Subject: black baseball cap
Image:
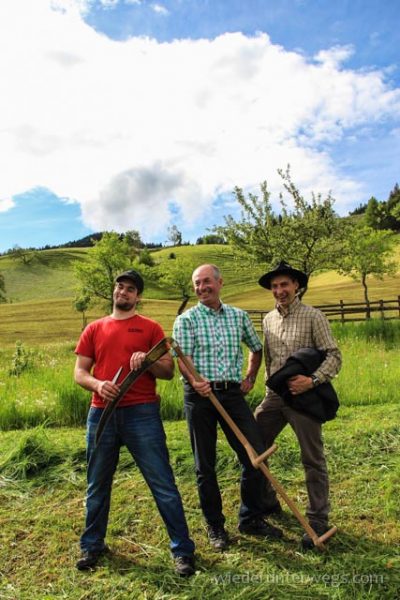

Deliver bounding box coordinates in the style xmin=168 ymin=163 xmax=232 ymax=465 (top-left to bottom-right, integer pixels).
xmin=115 ymin=270 xmax=144 ymax=294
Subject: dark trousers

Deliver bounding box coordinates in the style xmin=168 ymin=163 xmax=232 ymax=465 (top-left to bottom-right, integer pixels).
xmin=184 ymin=384 xmax=266 ymax=527
xmin=255 ymin=393 xmax=330 ymax=527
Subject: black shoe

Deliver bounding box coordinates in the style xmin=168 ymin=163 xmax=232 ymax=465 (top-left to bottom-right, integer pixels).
xmin=207 ymin=524 xmax=230 ymax=550
xmin=174 ymin=555 xmax=195 ymax=577
xmin=263 ymin=502 xmax=283 ymax=517
xmin=301 ymin=523 xmax=330 ymax=550
xmin=239 ymin=517 xmax=283 ymax=539
xmin=76 ymin=550 xmax=103 ymax=571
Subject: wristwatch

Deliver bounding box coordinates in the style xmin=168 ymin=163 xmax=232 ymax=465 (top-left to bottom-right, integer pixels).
xmin=246 ymin=374 xmax=256 ymax=383
xmin=311 ymin=374 xmax=320 ymax=387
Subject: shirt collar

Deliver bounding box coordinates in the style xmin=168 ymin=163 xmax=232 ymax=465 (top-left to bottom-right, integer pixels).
xmin=276 ymin=295 xmax=301 ymax=316
xmin=197 ymin=301 xmax=225 ymax=315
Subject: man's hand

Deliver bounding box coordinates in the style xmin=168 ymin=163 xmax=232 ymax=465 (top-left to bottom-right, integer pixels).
xmin=130 ymin=351 xmax=147 ymax=371
xmin=287 ymin=375 xmax=313 ymax=395
xmin=240 ymin=376 xmax=255 ymax=395
xmin=96 ymin=380 xmax=120 ymax=403
xmin=191 ymin=379 xmax=212 ymax=397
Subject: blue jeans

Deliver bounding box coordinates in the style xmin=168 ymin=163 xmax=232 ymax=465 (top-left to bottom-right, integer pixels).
xmin=184 ymin=385 xmax=266 ymax=527
xmin=81 ymin=403 xmax=195 ymax=558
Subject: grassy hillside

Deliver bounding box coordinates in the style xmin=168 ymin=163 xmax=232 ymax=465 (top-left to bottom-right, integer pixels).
xmin=1 ymin=242 xmax=400 ymax=347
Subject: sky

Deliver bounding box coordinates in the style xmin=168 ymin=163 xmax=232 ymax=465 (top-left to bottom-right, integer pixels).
xmin=0 ymin=0 xmax=399 ymax=251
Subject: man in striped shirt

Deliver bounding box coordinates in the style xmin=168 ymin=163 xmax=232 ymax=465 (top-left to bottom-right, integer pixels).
xmin=173 ymin=264 xmax=282 ymax=551
xmin=254 ymin=261 xmax=342 ymax=549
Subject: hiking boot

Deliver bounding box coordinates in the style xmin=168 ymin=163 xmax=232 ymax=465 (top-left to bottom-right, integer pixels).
xmin=263 ymin=501 xmax=283 ymax=518
xmin=76 ymin=550 xmax=102 ymax=571
xmin=207 ymin=524 xmax=230 ymax=550
xmin=174 ymin=555 xmax=195 ymax=577
xmin=301 ymin=523 xmax=330 ymax=551
xmin=238 ymin=517 xmax=283 ymax=539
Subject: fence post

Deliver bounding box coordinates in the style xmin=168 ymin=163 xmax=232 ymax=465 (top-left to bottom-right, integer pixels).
xmin=340 ymin=299 xmax=345 ymax=324
xmin=379 ymin=299 xmax=384 ymax=319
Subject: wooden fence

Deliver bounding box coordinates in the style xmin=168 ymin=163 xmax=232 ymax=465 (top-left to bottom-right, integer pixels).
xmin=247 ymin=297 xmax=400 ymax=331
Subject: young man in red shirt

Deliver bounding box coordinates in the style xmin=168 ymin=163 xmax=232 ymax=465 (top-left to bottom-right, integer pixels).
xmin=74 ymin=270 xmax=195 ymax=575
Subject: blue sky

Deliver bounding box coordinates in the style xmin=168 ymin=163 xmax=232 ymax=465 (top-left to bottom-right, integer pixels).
xmin=0 ymin=0 xmax=399 ymax=251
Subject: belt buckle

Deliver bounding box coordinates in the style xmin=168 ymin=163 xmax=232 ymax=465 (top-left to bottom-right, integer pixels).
xmin=213 ymin=381 xmax=227 ymax=391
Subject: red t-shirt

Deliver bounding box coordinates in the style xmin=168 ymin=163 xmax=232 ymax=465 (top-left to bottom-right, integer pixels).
xmin=75 ymin=314 xmax=165 ymax=408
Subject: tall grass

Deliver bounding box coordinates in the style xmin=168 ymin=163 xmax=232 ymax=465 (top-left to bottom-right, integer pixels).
xmin=1 ymin=320 xmax=400 ymax=430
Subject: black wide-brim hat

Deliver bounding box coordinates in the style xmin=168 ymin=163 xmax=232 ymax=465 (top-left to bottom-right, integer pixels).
xmin=258 ymin=261 xmax=308 ymax=290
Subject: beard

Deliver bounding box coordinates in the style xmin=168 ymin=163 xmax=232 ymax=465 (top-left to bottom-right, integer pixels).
xmin=114 ymin=298 xmax=136 ymax=311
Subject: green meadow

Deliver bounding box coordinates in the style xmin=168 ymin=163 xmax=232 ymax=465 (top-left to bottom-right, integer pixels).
xmin=0 ymin=244 xmax=400 ymax=599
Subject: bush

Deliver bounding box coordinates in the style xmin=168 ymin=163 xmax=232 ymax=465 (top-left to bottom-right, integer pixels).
xmin=9 ymin=341 xmax=35 ymax=376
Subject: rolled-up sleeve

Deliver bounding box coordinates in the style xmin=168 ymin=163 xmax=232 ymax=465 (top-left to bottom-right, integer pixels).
xmin=242 ymin=313 xmax=263 ymax=353
xmin=173 ymin=314 xmax=194 ymax=356
xmin=312 ymin=312 xmax=342 ymax=382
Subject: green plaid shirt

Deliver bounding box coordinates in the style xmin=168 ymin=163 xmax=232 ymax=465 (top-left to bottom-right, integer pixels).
xmin=173 ymin=302 xmax=262 ymax=381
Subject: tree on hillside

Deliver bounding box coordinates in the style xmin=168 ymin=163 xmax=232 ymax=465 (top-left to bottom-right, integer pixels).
xmin=364 ymin=187 xmax=400 ymax=231
xmin=214 ymin=167 xmax=345 ymax=295
xmin=167 ymin=225 xmax=182 ymax=246
xmin=137 ymin=248 xmax=155 ymax=267
xmin=124 ymin=229 xmax=144 ymax=262
xmin=74 ymin=295 xmax=90 ymax=330
xmin=10 ymin=245 xmax=38 ymax=265
xmin=196 ymin=234 xmax=226 ymax=245
xmin=74 ymin=232 xmax=132 ymax=312
xmin=387 ymin=183 xmax=400 ymax=230
xmin=158 ymin=257 xmax=195 ymax=314
xmin=0 ymin=271 xmax=6 ymax=303
xmin=337 ymin=225 xmax=397 ymax=315
xmin=214 ymin=181 xmax=277 ymax=266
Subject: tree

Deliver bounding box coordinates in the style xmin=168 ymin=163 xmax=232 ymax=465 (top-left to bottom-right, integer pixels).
xmin=0 ymin=271 xmax=6 ymax=303
xmin=74 ymin=232 xmax=132 ymax=312
xmin=387 ymin=183 xmax=400 ymax=230
xmin=214 ymin=181 xmax=277 ymax=266
xmin=364 ymin=187 xmax=400 ymax=231
xmin=10 ymin=245 xmax=38 ymax=265
xmin=137 ymin=248 xmax=155 ymax=267
xmin=74 ymin=295 xmax=91 ymax=330
xmin=214 ymin=167 xmax=345 ymax=294
xmin=337 ymin=225 xmax=397 ymax=314
xmin=124 ymin=230 xmax=144 ymax=262
xmin=167 ymin=225 xmax=182 ymax=246
xmin=158 ymin=257 xmax=195 ymax=314
xmin=196 ymin=234 xmax=226 ymax=245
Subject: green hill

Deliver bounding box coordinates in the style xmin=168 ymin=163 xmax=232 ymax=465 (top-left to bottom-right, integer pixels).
xmin=1 ymin=242 xmax=400 ymax=346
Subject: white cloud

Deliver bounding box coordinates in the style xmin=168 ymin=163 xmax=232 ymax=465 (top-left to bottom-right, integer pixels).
xmin=151 ymin=3 xmax=169 ymax=15
xmin=0 ymin=0 xmax=399 ymax=237
xmin=0 ymin=198 xmax=15 ymax=213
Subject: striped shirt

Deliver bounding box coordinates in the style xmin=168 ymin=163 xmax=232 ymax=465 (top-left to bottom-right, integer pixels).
xmin=264 ymin=297 xmax=341 ymax=385
xmin=173 ymin=302 xmax=262 ymax=382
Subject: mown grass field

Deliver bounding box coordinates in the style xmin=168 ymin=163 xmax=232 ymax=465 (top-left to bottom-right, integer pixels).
xmin=0 ymin=404 xmax=399 ymax=599
xmin=0 ymin=244 xmax=400 ymax=598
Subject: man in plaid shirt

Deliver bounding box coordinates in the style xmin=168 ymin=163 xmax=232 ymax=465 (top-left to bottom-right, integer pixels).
xmin=255 ymin=261 xmax=342 ymax=549
xmin=173 ymin=264 xmax=283 ymax=551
